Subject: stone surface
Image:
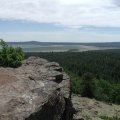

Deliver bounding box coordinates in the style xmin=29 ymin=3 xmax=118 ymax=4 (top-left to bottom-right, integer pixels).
xmin=0 ymin=57 xmax=73 ymax=120
xmin=72 ymin=94 xmax=120 ymax=120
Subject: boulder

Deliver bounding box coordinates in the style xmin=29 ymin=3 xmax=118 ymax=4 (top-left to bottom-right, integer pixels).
xmin=0 ymin=57 xmax=73 ymax=120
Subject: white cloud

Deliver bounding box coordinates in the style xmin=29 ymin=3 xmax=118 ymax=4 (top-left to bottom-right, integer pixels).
xmin=0 ymin=0 xmax=120 ymax=28
xmin=60 ymin=0 xmax=110 ymax=6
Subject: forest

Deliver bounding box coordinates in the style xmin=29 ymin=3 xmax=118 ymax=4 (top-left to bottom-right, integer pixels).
xmin=25 ymin=49 xmax=120 ymax=104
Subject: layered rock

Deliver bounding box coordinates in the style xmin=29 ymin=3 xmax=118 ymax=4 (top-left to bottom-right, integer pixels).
xmin=0 ymin=57 xmax=73 ymax=120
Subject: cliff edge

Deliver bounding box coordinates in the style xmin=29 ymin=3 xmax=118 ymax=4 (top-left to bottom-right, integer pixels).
xmin=0 ymin=57 xmax=73 ymax=120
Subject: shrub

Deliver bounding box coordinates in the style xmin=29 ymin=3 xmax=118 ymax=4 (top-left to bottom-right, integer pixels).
xmin=0 ymin=39 xmax=24 ymax=68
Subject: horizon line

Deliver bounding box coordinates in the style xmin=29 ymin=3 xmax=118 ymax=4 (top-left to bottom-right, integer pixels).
xmin=6 ymin=41 xmax=120 ymax=43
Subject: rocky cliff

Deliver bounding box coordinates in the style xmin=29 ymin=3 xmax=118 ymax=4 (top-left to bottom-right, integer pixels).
xmin=0 ymin=57 xmax=73 ymax=120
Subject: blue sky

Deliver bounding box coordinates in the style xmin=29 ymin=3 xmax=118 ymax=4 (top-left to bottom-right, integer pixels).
xmin=0 ymin=20 xmax=67 ymax=32
xmin=0 ymin=0 xmax=120 ymax=42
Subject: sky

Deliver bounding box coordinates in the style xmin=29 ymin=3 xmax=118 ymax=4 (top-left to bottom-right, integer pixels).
xmin=0 ymin=0 xmax=120 ymax=42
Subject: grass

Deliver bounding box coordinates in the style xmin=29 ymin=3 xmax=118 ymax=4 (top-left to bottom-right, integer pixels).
xmin=100 ymin=116 xmax=120 ymax=120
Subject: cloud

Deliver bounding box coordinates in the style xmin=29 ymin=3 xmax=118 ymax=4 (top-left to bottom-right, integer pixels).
xmin=113 ymin=0 xmax=120 ymax=7
xmin=0 ymin=0 xmax=120 ymax=28
xmin=0 ymin=0 xmax=60 ymax=22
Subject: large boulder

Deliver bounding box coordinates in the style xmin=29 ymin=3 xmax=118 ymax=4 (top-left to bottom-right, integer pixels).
xmin=0 ymin=57 xmax=73 ymax=120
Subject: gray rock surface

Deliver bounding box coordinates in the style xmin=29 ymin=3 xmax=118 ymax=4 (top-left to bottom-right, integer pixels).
xmin=0 ymin=57 xmax=73 ymax=120
xmin=72 ymin=94 xmax=120 ymax=120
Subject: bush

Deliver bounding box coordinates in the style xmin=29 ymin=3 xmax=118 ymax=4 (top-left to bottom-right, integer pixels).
xmin=110 ymin=85 xmax=120 ymax=104
xmin=0 ymin=39 xmax=24 ymax=68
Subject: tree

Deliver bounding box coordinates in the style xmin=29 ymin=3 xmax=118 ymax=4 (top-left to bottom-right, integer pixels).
xmin=80 ymin=72 xmax=95 ymax=98
xmin=0 ymin=39 xmax=8 ymax=48
xmin=0 ymin=39 xmax=24 ymax=67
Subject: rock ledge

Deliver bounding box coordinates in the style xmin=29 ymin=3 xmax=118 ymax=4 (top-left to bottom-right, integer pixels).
xmin=0 ymin=57 xmax=73 ymax=120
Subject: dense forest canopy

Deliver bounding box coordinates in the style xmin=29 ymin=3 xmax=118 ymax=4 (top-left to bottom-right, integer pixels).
xmin=25 ymin=50 xmax=120 ymax=104
xmin=25 ymin=50 xmax=120 ymax=83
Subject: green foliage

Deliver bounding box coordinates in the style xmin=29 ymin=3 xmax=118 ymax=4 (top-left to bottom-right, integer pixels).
xmin=100 ymin=116 xmax=120 ymax=120
xmin=0 ymin=39 xmax=24 ymax=68
xmin=110 ymin=85 xmax=120 ymax=104
xmin=80 ymin=72 xmax=95 ymax=98
xmin=67 ymin=71 xmax=81 ymax=94
xmin=94 ymin=79 xmax=111 ymax=102
xmin=0 ymin=39 xmax=8 ymax=48
xmin=25 ymin=51 xmax=120 ymax=104
xmin=25 ymin=51 xmax=120 ymax=83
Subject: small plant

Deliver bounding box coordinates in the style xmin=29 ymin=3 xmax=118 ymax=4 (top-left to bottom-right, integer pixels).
xmin=0 ymin=39 xmax=24 ymax=68
xmin=100 ymin=116 xmax=120 ymax=120
xmin=100 ymin=110 xmax=120 ymax=120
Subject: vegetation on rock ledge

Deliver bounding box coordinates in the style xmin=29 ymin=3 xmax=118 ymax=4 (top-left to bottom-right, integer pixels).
xmin=0 ymin=39 xmax=24 ymax=68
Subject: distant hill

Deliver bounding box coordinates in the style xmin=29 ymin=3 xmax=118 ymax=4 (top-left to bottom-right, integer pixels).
xmin=7 ymin=41 xmax=120 ymax=48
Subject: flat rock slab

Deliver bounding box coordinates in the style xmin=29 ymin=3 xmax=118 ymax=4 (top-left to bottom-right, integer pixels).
xmin=72 ymin=94 xmax=120 ymax=120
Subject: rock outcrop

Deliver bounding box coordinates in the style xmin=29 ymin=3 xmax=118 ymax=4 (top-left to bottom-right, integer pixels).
xmin=0 ymin=57 xmax=73 ymax=120
xmin=72 ymin=94 xmax=120 ymax=120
